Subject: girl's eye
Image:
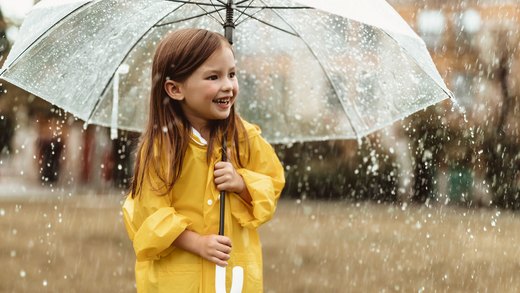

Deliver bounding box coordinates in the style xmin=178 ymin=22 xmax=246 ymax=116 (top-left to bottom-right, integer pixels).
xmin=208 ymin=75 xmax=218 ymax=80
xmin=229 ymin=72 xmax=236 ymax=78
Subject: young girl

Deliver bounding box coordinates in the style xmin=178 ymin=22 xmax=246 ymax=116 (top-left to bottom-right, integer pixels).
xmin=122 ymin=28 xmax=285 ymax=293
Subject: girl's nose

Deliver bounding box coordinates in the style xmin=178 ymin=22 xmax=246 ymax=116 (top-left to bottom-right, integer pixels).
xmin=221 ymin=80 xmax=234 ymax=93
xmin=222 ymin=85 xmax=233 ymax=93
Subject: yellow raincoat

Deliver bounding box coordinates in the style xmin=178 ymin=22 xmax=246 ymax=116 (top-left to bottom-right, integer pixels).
xmin=123 ymin=120 xmax=285 ymax=293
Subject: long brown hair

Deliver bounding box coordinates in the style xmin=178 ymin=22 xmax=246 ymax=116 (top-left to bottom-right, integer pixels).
xmin=131 ymin=28 xmax=248 ymax=198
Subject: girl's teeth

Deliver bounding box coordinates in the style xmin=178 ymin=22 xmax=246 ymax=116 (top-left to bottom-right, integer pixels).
xmin=213 ymin=99 xmax=229 ymax=105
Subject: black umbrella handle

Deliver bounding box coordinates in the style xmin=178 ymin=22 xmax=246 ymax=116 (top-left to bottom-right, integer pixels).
xmin=218 ymin=133 xmax=227 ymax=236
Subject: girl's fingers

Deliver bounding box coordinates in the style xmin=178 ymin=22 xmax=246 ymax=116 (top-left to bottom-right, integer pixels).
xmin=215 ymin=162 xmax=237 ymax=178
xmin=217 ymin=236 xmax=232 ymax=247
xmin=214 ymin=161 xmax=232 ymax=171
xmin=205 ymin=236 xmax=232 ymax=266
xmin=212 ymin=250 xmax=231 ymax=261
xmin=214 ymin=176 xmax=224 ymax=184
xmin=211 ymin=257 xmax=228 ymax=267
xmin=215 ymin=183 xmax=226 ymax=191
xmin=214 ymin=162 xmax=225 ymax=170
xmin=213 ymin=168 xmax=224 ymax=177
xmin=214 ymin=173 xmax=231 ymax=183
xmin=216 ymin=243 xmax=232 ymax=254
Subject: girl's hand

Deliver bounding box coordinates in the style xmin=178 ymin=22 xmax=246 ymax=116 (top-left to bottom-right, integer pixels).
xmin=196 ymin=234 xmax=232 ymax=267
xmin=214 ymin=149 xmax=246 ymax=194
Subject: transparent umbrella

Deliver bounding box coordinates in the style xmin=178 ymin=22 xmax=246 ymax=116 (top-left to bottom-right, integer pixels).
xmin=0 ymin=0 xmax=452 ymax=144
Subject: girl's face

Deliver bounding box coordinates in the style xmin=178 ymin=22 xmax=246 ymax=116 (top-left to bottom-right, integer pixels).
xmin=166 ymin=43 xmax=238 ymax=130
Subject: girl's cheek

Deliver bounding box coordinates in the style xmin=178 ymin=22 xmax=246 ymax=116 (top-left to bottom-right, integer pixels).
xmin=209 ymin=85 xmax=220 ymax=95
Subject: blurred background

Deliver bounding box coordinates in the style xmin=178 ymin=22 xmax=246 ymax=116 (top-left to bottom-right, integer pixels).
xmin=1 ymin=0 xmax=520 ymax=292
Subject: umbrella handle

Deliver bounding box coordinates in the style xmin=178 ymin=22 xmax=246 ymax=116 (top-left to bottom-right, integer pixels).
xmin=219 ymin=133 xmax=227 ymax=237
xmin=215 ymin=265 xmax=244 ymax=293
xmin=215 ymin=132 xmax=243 ymax=293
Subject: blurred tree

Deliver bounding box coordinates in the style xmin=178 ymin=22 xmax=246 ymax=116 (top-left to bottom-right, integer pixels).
xmin=475 ymin=20 xmax=520 ymax=209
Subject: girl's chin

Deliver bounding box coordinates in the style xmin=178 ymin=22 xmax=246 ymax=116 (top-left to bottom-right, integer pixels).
xmin=207 ymin=109 xmax=231 ymax=121
xmin=214 ymin=113 xmax=231 ymax=120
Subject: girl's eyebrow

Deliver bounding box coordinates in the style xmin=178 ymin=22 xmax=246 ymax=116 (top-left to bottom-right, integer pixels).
xmin=202 ymin=66 xmax=236 ymax=75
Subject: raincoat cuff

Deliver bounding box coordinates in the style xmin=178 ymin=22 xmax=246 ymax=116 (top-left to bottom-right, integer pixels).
xmin=232 ymin=168 xmax=281 ymax=229
xmin=133 ymin=207 xmax=193 ymax=262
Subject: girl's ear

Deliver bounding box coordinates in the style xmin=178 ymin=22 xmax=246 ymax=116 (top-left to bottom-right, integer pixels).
xmin=164 ymin=80 xmax=184 ymax=101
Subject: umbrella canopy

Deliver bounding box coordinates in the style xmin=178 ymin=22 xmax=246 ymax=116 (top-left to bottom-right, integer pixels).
xmin=0 ymin=0 xmax=452 ymax=143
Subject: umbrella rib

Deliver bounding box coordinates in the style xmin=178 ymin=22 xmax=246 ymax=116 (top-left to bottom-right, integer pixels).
xmin=88 ymin=3 xmax=188 ymax=125
xmin=164 ymin=0 xmax=225 ymax=7
xmin=155 ymin=8 xmax=226 ymax=27
xmin=379 ymin=30 xmax=454 ymax=100
xmin=234 ymin=7 xmax=266 ymax=27
xmin=195 ymin=2 xmax=225 ymax=25
xmin=265 ymin=3 xmax=360 ymax=138
xmin=235 ymin=5 xmax=312 ymax=9
xmin=234 ymin=9 xmax=299 ymax=37
xmin=208 ymin=0 xmax=226 ymax=23
xmin=0 ymin=1 xmax=94 ymax=76
xmin=234 ymin=0 xmax=255 ymax=25
xmin=164 ymin=0 xmax=311 ymax=9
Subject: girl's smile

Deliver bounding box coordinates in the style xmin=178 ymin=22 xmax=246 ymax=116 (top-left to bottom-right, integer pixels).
xmin=212 ymin=97 xmax=231 ymax=107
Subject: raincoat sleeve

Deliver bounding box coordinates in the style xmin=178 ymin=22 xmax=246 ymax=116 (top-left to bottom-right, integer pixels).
xmin=122 ymin=156 xmax=193 ymax=262
xmin=232 ymin=133 xmax=285 ymax=229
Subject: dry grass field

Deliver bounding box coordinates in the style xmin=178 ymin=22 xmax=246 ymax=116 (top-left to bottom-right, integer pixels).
xmin=1 ymin=194 xmax=520 ymax=293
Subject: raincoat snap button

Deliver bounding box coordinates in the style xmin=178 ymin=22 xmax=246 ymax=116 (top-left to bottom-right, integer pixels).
xmin=207 ymin=199 xmax=213 ymax=206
